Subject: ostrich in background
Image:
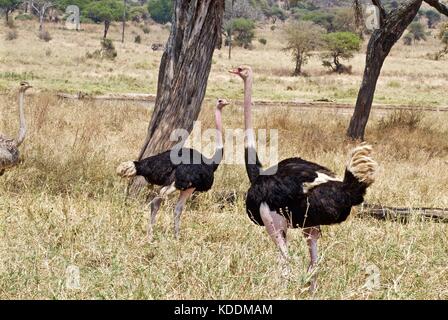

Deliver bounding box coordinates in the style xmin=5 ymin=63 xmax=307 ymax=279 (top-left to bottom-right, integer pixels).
xmin=0 ymin=81 xmax=32 ymax=176
xmin=117 ymin=98 xmax=230 ymax=241
xmin=229 ymin=66 xmax=377 ymax=292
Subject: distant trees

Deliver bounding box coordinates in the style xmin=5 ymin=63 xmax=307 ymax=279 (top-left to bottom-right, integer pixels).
xmin=31 ymin=0 xmax=54 ymax=31
xmin=0 ymin=0 xmax=22 ymax=23
xmin=424 ymin=9 xmax=441 ymax=28
xmin=86 ymin=0 xmax=124 ymax=39
xmin=322 ymin=32 xmax=361 ymax=73
xmin=147 ymin=0 xmax=172 ymax=24
xmin=408 ymin=21 xmax=427 ymax=42
xmin=283 ymin=21 xmax=324 ymax=76
xmin=228 ymin=18 xmax=255 ymax=49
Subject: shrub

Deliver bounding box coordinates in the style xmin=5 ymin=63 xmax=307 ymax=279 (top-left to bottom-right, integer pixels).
xmin=147 ymin=0 xmax=172 ymax=24
xmin=15 ymin=13 xmax=33 ymax=21
xmin=403 ymin=33 xmax=413 ymax=46
xmin=5 ymin=30 xmax=17 ymax=41
xmin=134 ymin=35 xmax=141 ymax=44
xmin=38 ymin=30 xmax=52 ymax=42
xmin=408 ymin=22 xmax=427 ymax=42
xmin=378 ymin=110 xmax=423 ymax=131
xmin=258 ymin=38 xmax=267 ymax=45
xmin=142 ymin=25 xmax=150 ymax=34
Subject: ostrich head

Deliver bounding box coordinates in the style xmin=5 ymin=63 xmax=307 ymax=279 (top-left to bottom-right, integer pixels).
xmin=229 ymin=65 xmax=252 ymax=80
xmin=216 ymin=98 xmax=229 ymax=110
xmin=19 ymin=81 xmax=32 ymax=92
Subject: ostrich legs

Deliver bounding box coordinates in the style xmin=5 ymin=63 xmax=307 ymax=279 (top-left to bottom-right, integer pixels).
xmin=0 ymin=81 xmax=32 ymax=176
xmin=117 ymin=99 xmax=229 ymax=241
xmin=230 ymin=65 xmax=377 ymax=292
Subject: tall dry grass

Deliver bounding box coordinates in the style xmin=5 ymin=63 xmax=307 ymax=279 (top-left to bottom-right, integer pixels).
xmin=0 ymin=93 xmax=447 ymax=299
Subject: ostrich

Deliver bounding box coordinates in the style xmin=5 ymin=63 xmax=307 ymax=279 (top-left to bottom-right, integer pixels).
xmin=229 ymin=66 xmax=377 ymax=292
xmin=0 ymin=81 xmax=32 ymax=176
xmin=117 ymin=98 xmax=230 ymax=241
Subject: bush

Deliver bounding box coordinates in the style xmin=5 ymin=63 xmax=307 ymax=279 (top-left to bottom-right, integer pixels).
xmin=87 ymin=39 xmax=117 ymax=60
xmin=258 ymin=38 xmax=267 ymax=45
xmin=403 ymin=33 xmax=413 ymax=46
xmin=15 ymin=13 xmax=33 ymax=21
xmin=142 ymin=25 xmax=150 ymax=34
xmin=6 ymin=19 xmax=15 ymax=29
xmin=229 ymin=18 xmax=255 ymax=49
xmin=5 ymin=30 xmax=18 ymax=41
xmin=134 ymin=35 xmax=141 ymax=44
xmin=408 ymin=22 xmax=427 ymax=42
xmin=378 ymin=110 xmax=423 ymax=131
xmin=148 ymin=0 xmax=172 ymax=24
xmin=38 ymin=30 xmax=52 ymax=42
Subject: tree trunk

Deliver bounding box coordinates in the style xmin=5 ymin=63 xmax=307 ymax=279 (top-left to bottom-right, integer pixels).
xmin=39 ymin=14 xmax=44 ymax=31
xmin=293 ymin=55 xmax=302 ymax=76
xmin=122 ymin=0 xmax=126 ymax=43
xmin=128 ymin=0 xmax=225 ymax=195
xmin=104 ymin=20 xmax=110 ymax=39
xmin=5 ymin=10 xmax=9 ymax=23
xmin=347 ymin=0 xmax=423 ymax=140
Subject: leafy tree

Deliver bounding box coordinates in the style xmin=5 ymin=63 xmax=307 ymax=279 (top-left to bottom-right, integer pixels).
xmin=147 ymin=0 xmax=172 ymax=24
xmin=229 ymin=18 xmax=255 ymax=49
xmin=333 ymin=8 xmax=357 ymax=33
xmin=301 ymin=11 xmax=336 ymax=32
xmin=0 ymin=0 xmax=22 ymax=23
xmin=322 ymin=31 xmax=361 ymax=73
xmin=86 ymin=0 xmax=124 ymax=38
xmin=408 ymin=21 xmax=427 ymax=42
xmin=425 ymin=9 xmax=441 ymax=29
xmin=265 ymin=5 xmax=286 ymax=24
xmin=283 ymin=21 xmax=325 ymax=76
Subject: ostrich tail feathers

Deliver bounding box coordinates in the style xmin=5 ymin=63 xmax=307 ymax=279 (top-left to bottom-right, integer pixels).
xmin=346 ymin=143 xmax=377 ymax=187
xmin=117 ymin=161 xmax=137 ymax=178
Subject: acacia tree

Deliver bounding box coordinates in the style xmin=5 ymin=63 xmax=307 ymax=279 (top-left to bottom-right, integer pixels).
xmin=87 ymin=0 xmax=124 ymax=39
xmin=283 ymin=20 xmax=325 ymax=76
xmin=129 ymin=0 xmax=225 ymax=194
xmin=347 ymin=0 xmax=448 ymax=140
xmin=31 ymin=0 xmax=54 ymax=31
xmin=0 ymin=0 xmax=22 ymax=23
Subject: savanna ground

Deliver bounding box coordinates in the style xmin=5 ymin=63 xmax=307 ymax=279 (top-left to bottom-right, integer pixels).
xmin=0 ymin=19 xmax=447 ymax=299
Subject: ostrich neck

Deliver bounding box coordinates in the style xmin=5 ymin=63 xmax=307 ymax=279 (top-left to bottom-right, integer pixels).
xmin=16 ymin=91 xmax=26 ymax=147
xmin=244 ymin=75 xmax=255 ymax=148
xmin=243 ymin=74 xmax=262 ymax=183
xmin=215 ymin=108 xmax=223 ymax=149
xmin=210 ymin=107 xmax=224 ymax=172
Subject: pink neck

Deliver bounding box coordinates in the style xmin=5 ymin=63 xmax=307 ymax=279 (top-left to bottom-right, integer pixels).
xmin=244 ymin=74 xmax=255 ymax=148
xmin=215 ymin=107 xmax=223 ymax=149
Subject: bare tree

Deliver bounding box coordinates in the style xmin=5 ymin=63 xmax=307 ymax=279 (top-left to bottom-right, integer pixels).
xmin=31 ymin=0 xmax=53 ymax=31
xmin=347 ymin=0 xmax=448 ymax=140
xmin=128 ymin=0 xmax=225 ymax=195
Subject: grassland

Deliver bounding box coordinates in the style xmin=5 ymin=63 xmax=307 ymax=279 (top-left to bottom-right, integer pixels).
xmin=0 ymin=19 xmax=447 ymax=299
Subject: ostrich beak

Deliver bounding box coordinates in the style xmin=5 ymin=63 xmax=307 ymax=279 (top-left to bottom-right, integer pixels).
xmin=228 ymin=68 xmax=240 ymax=75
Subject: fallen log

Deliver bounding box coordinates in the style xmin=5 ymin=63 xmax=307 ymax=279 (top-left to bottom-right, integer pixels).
xmin=359 ymin=204 xmax=448 ymax=223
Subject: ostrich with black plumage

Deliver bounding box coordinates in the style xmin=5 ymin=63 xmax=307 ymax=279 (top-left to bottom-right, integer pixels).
xmin=229 ymin=65 xmax=378 ymax=292
xmin=117 ymin=98 xmax=229 ymax=241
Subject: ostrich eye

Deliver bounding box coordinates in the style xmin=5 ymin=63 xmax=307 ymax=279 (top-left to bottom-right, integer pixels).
xmin=238 ymin=67 xmax=242 ymax=72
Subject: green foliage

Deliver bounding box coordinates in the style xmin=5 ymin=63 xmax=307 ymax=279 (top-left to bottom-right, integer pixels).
xmin=424 ymin=10 xmax=441 ymax=29
xmin=301 ymin=11 xmax=335 ymax=32
xmin=129 ymin=5 xmax=148 ymax=22
xmin=86 ymin=38 xmax=117 ymax=60
xmin=265 ymin=5 xmax=286 ymax=23
xmin=15 ymin=13 xmax=33 ymax=21
xmin=147 ymin=0 xmax=172 ymax=24
xmin=408 ymin=22 xmax=427 ymax=42
xmin=229 ymin=18 xmax=255 ymax=49
xmin=322 ymin=32 xmax=361 ymax=73
xmin=403 ymin=33 xmax=413 ymax=46
xmin=142 ymin=25 xmax=150 ymax=34
xmin=283 ymin=20 xmax=325 ymax=75
xmin=258 ymin=38 xmax=267 ymax=45
xmin=86 ymin=0 xmax=124 ymax=24
xmin=0 ymin=0 xmax=22 ymax=21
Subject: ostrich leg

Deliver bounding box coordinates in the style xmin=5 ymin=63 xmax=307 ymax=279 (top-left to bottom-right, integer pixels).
xmin=147 ymin=183 xmax=176 ymax=242
xmin=173 ymin=188 xmax=195 ymax=240
xmin=260 ymin=203 xmax=290 ymax=277
xmin=303 ymin=226 xmax=321 ymax=293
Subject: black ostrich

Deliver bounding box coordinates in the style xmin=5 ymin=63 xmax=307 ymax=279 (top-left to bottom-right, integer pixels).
xmin=117 ymin=98 xmax=229 ymax=241
xmin=229 ymin=66 xmax=377 ymax=291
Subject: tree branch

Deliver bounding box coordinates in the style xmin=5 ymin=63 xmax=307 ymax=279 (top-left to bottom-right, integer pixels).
xmin=372 ymin=0 xmax=387 ymax=20
xmin=424 ymin=0 xmax=448 ymax=17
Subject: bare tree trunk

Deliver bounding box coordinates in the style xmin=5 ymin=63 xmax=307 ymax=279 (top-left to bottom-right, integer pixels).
xmin=347 ymin=0 xmax=423 ymax=140
xmin=104 ymin=20 xmax=110 ymax=39
xmin=128 ymin=0 xmax=225 ymax=195
xmin=122 ymin=0 xmax=126 ymax=43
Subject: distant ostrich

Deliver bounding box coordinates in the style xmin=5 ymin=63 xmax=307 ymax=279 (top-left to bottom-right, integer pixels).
xmin=117 ymin=98 xmax=230 ymax=240
xmin=0 ymin=81 xmax=32 ymax=176
xmin=229 ymin=66 xmax=377 ymax=292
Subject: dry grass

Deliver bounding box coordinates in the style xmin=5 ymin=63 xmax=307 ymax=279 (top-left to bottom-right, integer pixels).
xmin=0 ymin=19 xmax=448 ymax=299
xmin=0 ymin=92 xmax=447 ymax=299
